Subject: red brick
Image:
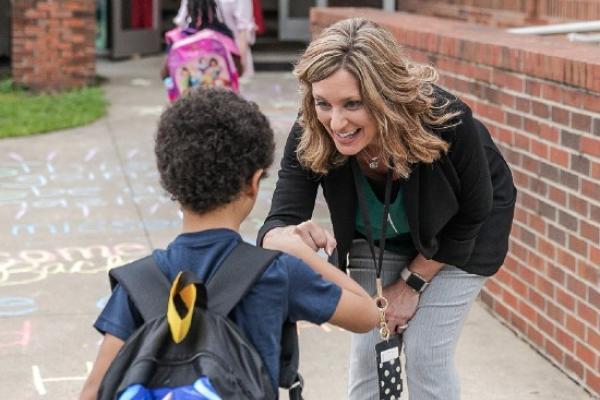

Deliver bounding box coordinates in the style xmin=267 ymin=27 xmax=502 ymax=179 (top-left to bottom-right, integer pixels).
xmin=556 ymin=249 xmax=577 ymax=274
xmin=577 ymin=301 xmax=598 ymax=327
xmin=529 ymin=287 xmax=546 ymax=311
xmin=588 ymin=327 xmax=600 ymax=353
xmin=545 ymin=338 xmax=564 ymax=364
xmin=516 ymin=97 xmax=531 ymax=113
xmin=493 ymin=69 xmax=524 ymax=92
xmin=556 ymin=287 xmax=575 ymax=310
xmin=541 ymin=82 xmax=562 ymax=103
xmin=580 ymin=221 xmax=600 ymax=244
xmin=577 ymin=259 xmax=600 ymax=286
xmin=576 ymin=341 xmax=596 ymax=369
xmin=590 ymin=245 xmax=600 ymax=269
xmin=549 ymin=147 xmax=569 ymax=168
xmin=568 ymin=234 xmax=587 ymax=257
xmin=566 ymin=315 xmax=587 ymax=341
xmin=525 ymin=79 xmax=542 ymax=97
xmin=565 ymin=353 xmax=585 ymax=380
xmin=551 ymin=106 xmax=570 ymax=126
xmin=571 ymin=113 xmax=592 ymax=133
xmin=586 ymin=371 xmax=600 ymax=398
xmin=511 ymin=312 xmax=527 ymax=333
xmin=531 ymin=139 xmax=548 ymax=159
xmin=580 ymin=136 xmax=600 ymax=157
xmin=582 ymin=93 xmax=600 ymax=113
xmin=568 ymin=194 xmax=589 ymax=218
xmin=539 ymin=123 xmax=559 ymax=143
xmin=592 ymin=162 xmax=600 ymax=180
xmin=531 ymin=101 xmax=550 ymax=119
xmin=546 ymin=302 xmax=565 ymax=325
xmin=527 ymin=324 xmax=545 ymax=348
xmin=582 ymin=178 xmax=600 ymax=200
xmin=548 ymin=186 xmax=567 ymax=206
xmin=556 ymin=327 xmax=575 ymax=353
xmin=567 ymin=274 xmax=588 ymax=302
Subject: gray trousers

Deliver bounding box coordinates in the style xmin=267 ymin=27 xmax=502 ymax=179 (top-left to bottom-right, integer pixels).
xmin=348 ymin=260 xmax=486 ymax=400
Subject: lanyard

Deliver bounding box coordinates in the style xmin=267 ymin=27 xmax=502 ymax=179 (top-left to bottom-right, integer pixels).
xmin=351 ymin=157 xmax=393 ymax=340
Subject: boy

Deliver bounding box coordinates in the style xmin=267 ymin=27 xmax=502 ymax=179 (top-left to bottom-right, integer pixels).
xmin=80 ymin=88 xmax=379 ymax=398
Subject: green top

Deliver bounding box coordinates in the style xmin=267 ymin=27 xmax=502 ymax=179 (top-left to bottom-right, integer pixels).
xmin=354 ymin=173 xmax=416 ymax=256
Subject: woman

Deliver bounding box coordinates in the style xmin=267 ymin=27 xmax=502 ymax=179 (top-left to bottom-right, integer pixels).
xmin=258 ymin=18 xmax=516 ymax=400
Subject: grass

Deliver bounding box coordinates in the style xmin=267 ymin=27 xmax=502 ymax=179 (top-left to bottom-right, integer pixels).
xmin=0 ymin=79 xmax=108 ymax=138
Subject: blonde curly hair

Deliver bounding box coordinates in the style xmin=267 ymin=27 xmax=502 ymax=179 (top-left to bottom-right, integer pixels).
xmin=294 ymin=18 xmax=460 ymax=178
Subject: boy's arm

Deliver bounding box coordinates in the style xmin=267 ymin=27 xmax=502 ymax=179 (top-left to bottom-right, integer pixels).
xmin=265 ymin=235 xmax=379 ymax=333
xmin=79 ymin=334 xmax=124 ymax=400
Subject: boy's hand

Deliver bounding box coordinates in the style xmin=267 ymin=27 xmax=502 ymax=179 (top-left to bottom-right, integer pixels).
xmin=263 ymin=225 xmax=313 ymax=258
xmin=264 ymin=221 xmax=336 ymax=256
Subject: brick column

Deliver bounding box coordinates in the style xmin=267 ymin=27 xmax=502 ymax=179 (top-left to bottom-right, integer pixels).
xmin=11 ymin=0 xmax=96 ymax=92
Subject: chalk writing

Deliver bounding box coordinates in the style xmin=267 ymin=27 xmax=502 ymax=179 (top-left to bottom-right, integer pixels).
xmin=0 ymin=297 xmax=37 ymax=317
xmin=0 ymin=243 xmax=148 ymax=287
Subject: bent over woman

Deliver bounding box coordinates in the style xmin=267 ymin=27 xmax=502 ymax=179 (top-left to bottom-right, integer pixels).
xmin=258 ymin=18 xmax=516 ymax=400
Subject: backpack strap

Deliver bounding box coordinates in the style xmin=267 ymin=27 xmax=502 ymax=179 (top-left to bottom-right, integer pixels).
xmin=206 ymin=242 xmax=279 ymax=316
xmin=108 ymin=255 xmax=170 ymax=322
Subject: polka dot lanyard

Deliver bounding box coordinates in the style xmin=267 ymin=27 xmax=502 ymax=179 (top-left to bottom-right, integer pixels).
xmin=352 ymin=158 xmax=403 ymax=399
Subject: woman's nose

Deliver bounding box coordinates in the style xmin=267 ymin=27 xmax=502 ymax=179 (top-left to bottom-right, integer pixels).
xmin=330 ymin=109 xmax=347 ymax=132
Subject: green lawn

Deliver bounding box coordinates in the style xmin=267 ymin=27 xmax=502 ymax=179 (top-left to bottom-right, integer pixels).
xmin=0 ymin=80 xmax=107 ymax=138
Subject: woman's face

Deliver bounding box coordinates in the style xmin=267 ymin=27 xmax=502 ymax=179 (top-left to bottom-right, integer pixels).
xmin=311 ymin=68 xmax=378 ymax=156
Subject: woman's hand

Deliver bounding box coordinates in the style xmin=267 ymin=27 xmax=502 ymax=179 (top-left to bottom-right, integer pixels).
xmin=381 ymin=280 xmax=420 ymax=334
xmin=263 ymin=221 xmax=337 ymax=256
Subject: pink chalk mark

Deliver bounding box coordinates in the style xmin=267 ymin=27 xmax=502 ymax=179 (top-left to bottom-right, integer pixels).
xmin=0 ymin=320 xmax=32 ymax=349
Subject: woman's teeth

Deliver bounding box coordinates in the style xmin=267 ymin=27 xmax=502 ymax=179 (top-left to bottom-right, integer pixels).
xmin=337 ymin=129 xmax=359 ymax=139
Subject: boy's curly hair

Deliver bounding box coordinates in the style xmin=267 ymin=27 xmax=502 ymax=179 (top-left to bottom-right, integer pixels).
xmin=155 ymin=88 xmax=274 ymax=214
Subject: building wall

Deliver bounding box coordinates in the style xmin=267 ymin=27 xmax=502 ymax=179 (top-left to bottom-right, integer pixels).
xmin=395 ymin=0 xmax=600 ymax=27
xmin=311 ymin=8 xmax=600 ymax=396
xmin=11 ymin=0 xmax=96 ymax=91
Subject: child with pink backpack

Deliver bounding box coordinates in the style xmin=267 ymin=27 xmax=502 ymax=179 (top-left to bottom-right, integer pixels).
xmin=161 ymin=0 xmax=242 ymax=100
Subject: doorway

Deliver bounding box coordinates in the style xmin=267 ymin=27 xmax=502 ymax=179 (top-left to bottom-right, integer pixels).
xmin=0 ymin=0 xmax=10 ymax=76
xmin=278 ymin=0 xmax=395 ymax=41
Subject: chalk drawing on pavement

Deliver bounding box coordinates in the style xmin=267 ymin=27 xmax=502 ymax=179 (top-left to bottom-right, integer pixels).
xmin=0 ymin=243 xmax=148 ymax=287
xmin=32 ymin=362 xmax=93 ymax=396
xmin=0 ymin=320 xmax=32 ymax=349
xmin=0 ymin=297 xmax=37 ymax=317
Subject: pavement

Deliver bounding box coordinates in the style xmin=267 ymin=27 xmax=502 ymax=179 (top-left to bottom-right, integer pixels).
xmin=0 ymin=55 xmax=593 ymax=399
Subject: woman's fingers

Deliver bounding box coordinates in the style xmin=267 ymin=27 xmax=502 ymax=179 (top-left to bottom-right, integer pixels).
xmin=291 ymin=224 xmax=317 ymax=251
xmin=295 ymin=220 xmax=337 ymax=254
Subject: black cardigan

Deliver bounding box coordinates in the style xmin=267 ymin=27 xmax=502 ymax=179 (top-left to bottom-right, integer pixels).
xmin=258 ymin=98 xmax=516 ymax=277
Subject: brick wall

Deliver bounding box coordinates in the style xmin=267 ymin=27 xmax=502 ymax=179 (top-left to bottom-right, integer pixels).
xmin=11 ymin=0 xmax=95 ymax=91
xmin=395 ymin=0 xmax=600 ymax=27
xmin=312 ymin=8 xmax=600 ymax=396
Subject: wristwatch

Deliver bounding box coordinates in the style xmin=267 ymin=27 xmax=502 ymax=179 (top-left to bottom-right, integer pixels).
xmin=400 ymin=268 xmax=429 ymax=293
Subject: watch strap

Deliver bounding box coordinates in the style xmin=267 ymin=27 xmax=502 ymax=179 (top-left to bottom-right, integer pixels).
xmin=400 ymin=268 xmax=429 ymax=293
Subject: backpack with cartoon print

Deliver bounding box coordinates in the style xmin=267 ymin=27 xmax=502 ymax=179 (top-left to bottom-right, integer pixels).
xmin=165 ymin=27 xmax=240 ymax=101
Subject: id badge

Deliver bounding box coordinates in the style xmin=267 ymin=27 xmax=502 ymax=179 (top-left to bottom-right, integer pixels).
xmin=375 ymin=333 xmax=403 ymax=399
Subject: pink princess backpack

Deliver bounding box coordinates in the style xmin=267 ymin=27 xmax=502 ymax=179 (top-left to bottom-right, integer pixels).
xmin=164 ymin=28 xmax=240 ymax=101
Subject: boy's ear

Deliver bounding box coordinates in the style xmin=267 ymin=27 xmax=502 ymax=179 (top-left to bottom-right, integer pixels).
xmin=246 ymin=169 xmax=264 ymax=197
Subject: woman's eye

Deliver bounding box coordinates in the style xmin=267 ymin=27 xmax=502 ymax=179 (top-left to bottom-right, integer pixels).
xmin=345 ymin=100 xmax=362 ymax=109
xmin=315 ymin=101 xmax=330 ymax=109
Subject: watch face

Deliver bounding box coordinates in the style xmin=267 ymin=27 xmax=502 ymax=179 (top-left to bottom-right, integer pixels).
xmin=406 ymin=274 xmax=426 ymax=292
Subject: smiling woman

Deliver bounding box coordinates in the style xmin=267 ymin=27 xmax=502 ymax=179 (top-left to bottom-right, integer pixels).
xmin=0 ymin=80 xmax=107 ymax=138
xmin=259 ymin=17 xmax=516 ymax=400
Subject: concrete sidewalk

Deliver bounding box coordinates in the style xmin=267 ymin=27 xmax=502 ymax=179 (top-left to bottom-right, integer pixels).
xmin=0 ymin=55 xmax=591 ymax=399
